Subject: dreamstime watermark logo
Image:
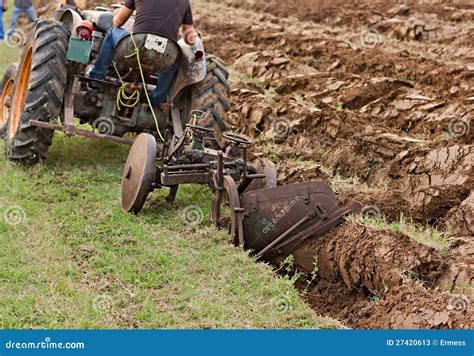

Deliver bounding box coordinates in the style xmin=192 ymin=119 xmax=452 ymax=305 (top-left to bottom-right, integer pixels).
xmin=448 ymin=117 xmax=470 ymax=138
xmin=92 ymin=294 xmax=114 ymax=314
xmin=4 ymin=336 xmax=85 ymax=350
xmin=360 ymin=204 xmax=382 ymax=219
xmin=182 ymin=205 xmax=204 ymax=226
xmin=425 ymin=27 xmax=470 ymax=62
xmin=93 ymin=118 xmax=115 ymax=136
xmin=360 ymin=28 xmax=382 ymax=49
xmin=19 ymin=108 xmax=33 ymax=124
xmin=269 ymin=118 xmax=292 ymax=140
xmin=261 ymin=196 xmax=301 ymax=234
xmin=447 ymin=294 xmax=470 ymax=314
xmin=274 ymin=294 xmax=293 ymax=313
xmin=268 ymin=30 xmax=289 ymax=52
xmin=3 ymin=205 xmax=26 ymax=226
xmin=5 ymin=30 xmax=27 ymax=49
xmin=92 ymin=35 xmax=105 ymax=52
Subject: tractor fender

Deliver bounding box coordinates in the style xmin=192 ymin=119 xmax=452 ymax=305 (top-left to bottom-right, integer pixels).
xmin=58 ymin=8 xmax=83 ymax=35
xmin=170 ymin=36 xmax=207 ymax=102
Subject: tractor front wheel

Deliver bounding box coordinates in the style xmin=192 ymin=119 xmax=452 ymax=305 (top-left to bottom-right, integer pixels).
xmin=5 ymin=20 xmax=69 ymax=163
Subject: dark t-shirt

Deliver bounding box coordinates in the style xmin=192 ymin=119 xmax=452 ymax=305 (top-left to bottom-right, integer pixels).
xmin=123 ymin=0 xmax=193 ymax=41
xmin=15 ymin=0 xmax=33 ymax=8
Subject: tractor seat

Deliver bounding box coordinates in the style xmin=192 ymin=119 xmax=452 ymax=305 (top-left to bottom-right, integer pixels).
xmin=113 ymin=33 xmax=181 ymax=84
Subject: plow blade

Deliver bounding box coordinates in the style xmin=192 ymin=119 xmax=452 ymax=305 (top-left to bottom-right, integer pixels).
xmin=237 ymin=182 xmax=362 ymax=260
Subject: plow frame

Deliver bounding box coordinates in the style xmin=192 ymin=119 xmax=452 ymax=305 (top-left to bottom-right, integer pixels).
xmin=122 ymin=113 xmax=362 ymax=262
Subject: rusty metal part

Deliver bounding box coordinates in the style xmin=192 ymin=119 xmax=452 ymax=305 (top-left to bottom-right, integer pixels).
xmin=121 ymin=133 xmax=158 ymax=213
xmin=260 ymin=202 xmax=362 ymax=260
xmin=224 ymin=175 xmax=245 ymax=247
xmin=211 ymin=153 xmax=245 ymax=246
xmin=239 ymin=158 xmax=278 ymax=194
xmin=64 ymin=77 xmax=81 ymax=128
xmin=161 ymin=171 xmax=211 ymax=186
xmin=42 ymin=73 xmax=132 ymax=145
xmin=117 ymin=102 xmax=361 ymax=261
xmin=238 ymin=182 xmax=362 ymax=258
xmin=29 ymin=120 xmax=134 ymax=145
xmin=222 ymin=132 xmax=252 ymax=146
xmin=166 ymin=185 xmax=179 ymax=204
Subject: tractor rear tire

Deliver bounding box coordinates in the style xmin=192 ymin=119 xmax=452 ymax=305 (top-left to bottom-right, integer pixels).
xmin=191 ymin=55 xmax=231 ymax=137
xmin=0 ymin=64 xmax=18 ymax=138
xmin=5 ymin=20 xmax=69 ymax=163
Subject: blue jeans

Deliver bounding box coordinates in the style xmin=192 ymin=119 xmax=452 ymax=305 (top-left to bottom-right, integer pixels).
xmin=0 ymin=6 xmax=4 ymax=40
xmin=91 ymin=26 xmax=178 ymax=106
xmin=7 ymin=6 xmax=37 ymax=37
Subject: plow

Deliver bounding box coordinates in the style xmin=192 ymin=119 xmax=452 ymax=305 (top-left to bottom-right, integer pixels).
xmin=1 ymin=2 xmax=362 ymax=262
xmin=121 ymin=123 xmax=362 ymax=261
xmin=1 ymin=0 xmax=473 ymax=332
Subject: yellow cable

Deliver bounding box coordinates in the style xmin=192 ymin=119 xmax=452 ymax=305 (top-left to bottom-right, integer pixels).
xmin=129 ymin=33 xmax=165 ymax=142
xmin=111 ymin=33 xmax=165 ymax=142
xmin=112 ymin=62 xmax=140 ymax=110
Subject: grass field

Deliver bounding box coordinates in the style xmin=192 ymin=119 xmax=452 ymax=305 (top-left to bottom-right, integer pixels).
xmin=0 ymin=0 xmax=21 ymax=73
xmin=0 ymin=3 xmax=337 ymax=329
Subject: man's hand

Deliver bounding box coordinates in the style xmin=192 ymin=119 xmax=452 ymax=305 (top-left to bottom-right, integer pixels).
xmin=2 ymin=0 xmax=8 ymax=12
xmin=113 ymin=6 xmax=133 ymax=27
xmin=182 ymin=24 xmax=197 ymax=45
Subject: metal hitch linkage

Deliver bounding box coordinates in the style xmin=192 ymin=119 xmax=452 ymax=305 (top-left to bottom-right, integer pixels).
xmin=30 ymin=120 xmax=134 ymax=145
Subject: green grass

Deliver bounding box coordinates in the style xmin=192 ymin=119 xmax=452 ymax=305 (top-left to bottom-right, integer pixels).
xmin=0 ymin=136 xmax=340 ymax=329
xmin=0 ymin=0 xmax=22 ymax=73
xmin=350 ymin=214 xmax=455 ymax=256
xmin=0 ymin=6 xmax=340 ymax=328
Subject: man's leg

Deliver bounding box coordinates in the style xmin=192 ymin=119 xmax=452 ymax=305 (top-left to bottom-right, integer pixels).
xmin=150 ymin=63 xmax=179 ymax=107
xmin=24 ymin=6 xmax=37 ymax=23
xmin=6 ymin=6 xmax=22 ymax=37
xmin=90 ymin=26 xmax=129 ymax=80
xmin=0 ymin=6 xmax=4 ymax=40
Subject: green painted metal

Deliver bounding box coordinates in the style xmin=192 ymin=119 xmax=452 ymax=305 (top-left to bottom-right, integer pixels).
xmin=66 ymin=38 xmax=93 ymax=64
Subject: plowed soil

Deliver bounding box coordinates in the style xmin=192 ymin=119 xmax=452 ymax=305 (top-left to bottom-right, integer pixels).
xmin=194 ymin=0 xmax=473 ymax=329
xmin=37 ymin=0 xmax=473 ymax=329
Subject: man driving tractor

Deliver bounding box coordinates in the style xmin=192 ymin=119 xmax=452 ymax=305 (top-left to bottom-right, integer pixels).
xmin=88 ymin=0 xmax=197 ymax=110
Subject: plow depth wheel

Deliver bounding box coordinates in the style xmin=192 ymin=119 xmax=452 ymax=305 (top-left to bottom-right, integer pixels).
xmin=121 ymin=133 xmax=157 ymax=214
xmin=212 ymin=175 xmax=244 ymax=247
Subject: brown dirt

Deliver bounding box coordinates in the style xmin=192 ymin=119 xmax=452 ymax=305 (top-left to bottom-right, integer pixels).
xmin=306 ymin=280 xmax=473 ymax=329
xmin=346 ymin=282 xmax=474 ymax=329
xmin=441 ymin=192 xmax=474 ymax=255
xmin=389 ymin=144 xmax=473 ymax=222
xmin=193 ymin=0 xmax=473 ymax=329
xmin=294 ymin=223 xmax=446 ymax=294
xmin=48 ymin=0 xmax=472 ymax=329
xmin=292 ymin=222 xmax=473 ymax=328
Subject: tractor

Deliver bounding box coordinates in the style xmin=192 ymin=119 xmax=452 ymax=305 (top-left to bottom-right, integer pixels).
xmin=0 ymin=3 xmax=362 ymax=261
xmin=0 ymin=3 xmax=229 ymax=162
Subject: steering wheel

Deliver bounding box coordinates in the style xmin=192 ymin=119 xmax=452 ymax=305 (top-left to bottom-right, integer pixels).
xmin=223 ymin=132 xmax=252 ymax=145
xmin=186 ymin=124 xmax=215 ymax=135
